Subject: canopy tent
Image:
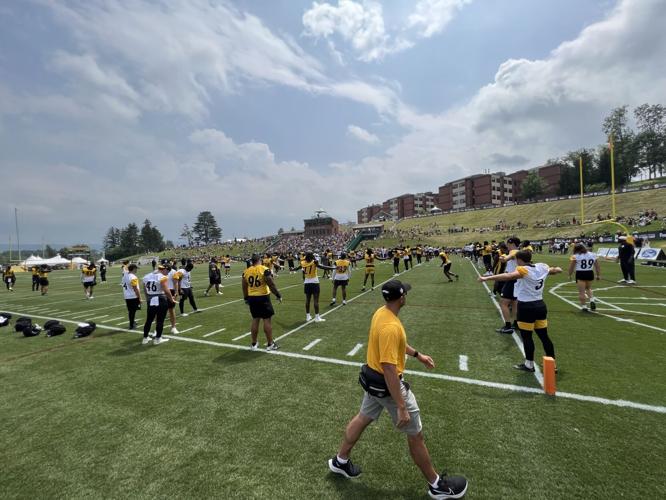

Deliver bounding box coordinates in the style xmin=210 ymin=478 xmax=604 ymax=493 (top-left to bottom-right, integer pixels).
xmin=45 ymin=254 xmax=70 ymax=266
xmin=96 ymin=258 xmax=109 ymax=264
xmin=20 ymin=255 xmax=47 ymax=267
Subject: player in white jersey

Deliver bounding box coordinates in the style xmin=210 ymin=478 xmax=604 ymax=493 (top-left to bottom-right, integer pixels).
xmin=121 ymin=264 xmax=142 ymax=330
xmin=177 ymin=261 xmax=199 ymax=316
xmin=479 ymin=250 xmax=562 ymax=372
xmin=142 ymin=264 xmax=175 ymax=345
xmin=568 ymin=243 xmax=601 ymax=312
xmin=165 ymin=263 xmax=182 ymax=334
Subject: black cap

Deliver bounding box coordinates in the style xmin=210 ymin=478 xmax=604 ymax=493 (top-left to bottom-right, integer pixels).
xmin=381 ymin=280 xmax=411 ymax=301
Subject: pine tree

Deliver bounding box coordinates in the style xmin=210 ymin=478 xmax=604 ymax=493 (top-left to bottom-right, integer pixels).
xmin=192 ymin=212 xmax=222 ymax=245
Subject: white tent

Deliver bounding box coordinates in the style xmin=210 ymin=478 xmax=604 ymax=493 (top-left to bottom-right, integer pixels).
xmin=45 ymin=254 xmax=70 ymax=266
xmin=96 ymin=258 xmax=109 ymax=264
xmin=71 ymin=257 xmax=88 ymax=264
xmin=21 ymin=255 xmax=46 ymax=267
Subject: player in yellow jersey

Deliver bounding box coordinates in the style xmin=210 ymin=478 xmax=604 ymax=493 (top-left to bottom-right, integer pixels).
xmin=81 ymin=262 xmax=97 ymax=299
xmin=222 ymin=255 xmax=232 ymax=278
xmin=481 ymin=241 xmax=493 ymax=275
xmin=293 ymin=252 xmax=335 ymax=322
xmin=3 ymin=266 xmax=16 ymax=291
xmin=31 ymin=266 xmax=40 ymax=292
xmin=242 ymin=254 xmax=283 ymax=351
xmin=331 ymin=253 xmax=352 ymax=306
xmin=38 ymin=265 xmax=50 ymax=295
xmin=392 ymin=248 xmax=402 ymax=275
xmin=439 ymin=250 xmax=459 ymax=282
xmin=496 ymin=236 xmax=520 ymax=334
xmin=415 ymin=246 xmax=423 ymax=265
xmin=361 ymin=248 xmax=376 ymax=291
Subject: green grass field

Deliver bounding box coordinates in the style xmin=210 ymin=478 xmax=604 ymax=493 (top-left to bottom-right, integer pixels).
xmin=1 ymin=256 xmax=665 ymax=499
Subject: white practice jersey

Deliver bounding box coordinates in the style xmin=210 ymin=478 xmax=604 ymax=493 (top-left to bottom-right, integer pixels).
xmin=178 ymin=268 xmax=192 ymax=289
xmin=515 ymin=263 xmax=550 ymax=302
xmin=143 ymin=271 xmax=166 ymax=296
xmin=570 ymin=252 xmax=597 ymax=272
xmin=122 ymin=272 xmax=140 ymax=300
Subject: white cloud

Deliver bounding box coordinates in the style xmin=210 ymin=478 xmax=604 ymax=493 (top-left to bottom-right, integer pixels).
xmin=302 ymin=0 xmax=470 ymax=61
xmin=347 ymin=124 xmax=379 ymax=144
xmin=302 ymin=0 xmax=412 ymax=62
xmin=407 ymin=0 xmax=471 ymax=38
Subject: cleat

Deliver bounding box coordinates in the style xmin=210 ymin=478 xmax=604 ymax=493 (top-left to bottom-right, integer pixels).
xmin=428 ymin=473 xmax=468 ymax=499
xmin=342 ymin=300 xmax=347 ymax=305
xmin=314 ymin=315 xmax=326 ymax=322
xmin=266 ymin=342 xmax=279 ymax=351
xmin=617 ymin=279 xmax=627 ymax=283
xmin=306 ymin=314 xmax=312 ymax=322
xmin=170 ymin=327 xmax=179 ymax=334
xmin=142 ymin=337 xmax=151 ymax=345
xmin=328 ymin=457 xmax=361 ymax=479
xmin=182 ymin=313 xmax=189 ymax=317
xmin=250 ymin=343 xmax=258 ymax=351
xmin=590 ymin=301 xmax=596 ymax=311
xmin=154 ymin=337 xmax=166 ymax=345
xmin=361 ymin=287 xmax=366 ymax=292
xmin=496 ymin=327 xmax=514 ymax=335
xmin=513 ymin=363 xmax=535 ymax=372
xmin=581 ymin=306 xmax=589 ymax=312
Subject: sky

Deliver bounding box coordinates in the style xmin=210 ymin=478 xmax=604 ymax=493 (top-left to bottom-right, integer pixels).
xmin=1 ymin=0 xmax=665 ymax=246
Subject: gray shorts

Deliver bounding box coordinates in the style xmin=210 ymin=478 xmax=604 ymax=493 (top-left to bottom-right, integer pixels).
xmin=359 ymin=383 xmax=422 ymax=435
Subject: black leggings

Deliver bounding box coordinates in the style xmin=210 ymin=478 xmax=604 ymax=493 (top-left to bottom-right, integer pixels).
xmin=179 ymin=288 xmax=198 ymax=314
xmin=620 ymin=259 xmax=635 ymax=280
xmin=32 ymin=277 xmax=39 ymax=291
xmin=125 ymin=298 xmax=140 ymax=328
xmin=393 ymin=259 xmax=400 ymax=273
xmin=520 ymin=328 xmax=555 ymax=362
xmin=144 ymin=297 xmax=168 ymax=338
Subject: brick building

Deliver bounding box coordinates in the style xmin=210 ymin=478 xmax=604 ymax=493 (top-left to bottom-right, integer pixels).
xmin=304 ymin=210 xmax=339 ymax=237
xmin=437 ymin=172 xmax=514 ymax=211
xmin=357 ymin=204 xmax=382 ymax=224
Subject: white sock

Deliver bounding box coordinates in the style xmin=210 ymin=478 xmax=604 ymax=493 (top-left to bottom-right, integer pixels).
xmin=525 ymin=360 xmax=534 ymax=369
xmin=336 ymin=455 xmax=348 ymax=464
xmin=430 ymin=475 xmax=440 ymax=488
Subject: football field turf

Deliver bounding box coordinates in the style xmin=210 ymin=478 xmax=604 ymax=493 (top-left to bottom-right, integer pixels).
xmin=1 ymin=256 xmax=664 ymax=499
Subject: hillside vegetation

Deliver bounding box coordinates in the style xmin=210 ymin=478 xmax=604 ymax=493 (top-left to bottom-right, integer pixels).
xmin=374 ymin=188 xmax=666 ymax=248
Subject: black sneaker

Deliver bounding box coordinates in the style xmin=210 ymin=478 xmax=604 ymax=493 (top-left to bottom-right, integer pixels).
xmin=328 ymin=456 xmax=361 ymax=479
xmin=496 ymin=327 xmax=514 ymax=335
xmin=428 ymin=473 xmax=468 ymax=499
xmin=514 ymin=363 xmax=535 ymax=372
xmin=590 ymin=301 xmax=596 ymax=311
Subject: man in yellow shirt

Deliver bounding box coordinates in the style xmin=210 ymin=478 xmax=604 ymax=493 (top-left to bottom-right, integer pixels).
xmin=328 ymin=280 xmax=468 ymax=499
xmin=31 ymin=266 xmax=40 ymax=292
xmin=242 ymin=254 xmax=283 ymax=351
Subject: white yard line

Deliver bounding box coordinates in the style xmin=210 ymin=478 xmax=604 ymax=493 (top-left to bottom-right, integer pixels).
xmin=178 ymin=325 xmax=202 ymax=334
xmin=302 ymin=338 xmax=322 ymax=351
xmin=347 ymin=343 xmax=364 ymax=356
xmin=459 ymin=355 xmax=469 ymax=371
xmin=468 ymin=261 xmax=544 ymax=386
xmin=549 ymin=283 xmax=665 ymax=334
xmin=105 ymin=316 xmax=126 ymax=322
xmin=203 ymin=328 xmax=226 ymax=338
xmin=3 ymin=307 xmax=664 ymax=415
xmin=232 ymin=332 xmax=252 ymax=341
xmin=274 ymin=268 xmax=416 ymax=342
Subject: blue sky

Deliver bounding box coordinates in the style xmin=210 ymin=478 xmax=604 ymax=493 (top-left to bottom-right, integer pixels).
xmin=1 ymin=0 xmax=665 ymax=246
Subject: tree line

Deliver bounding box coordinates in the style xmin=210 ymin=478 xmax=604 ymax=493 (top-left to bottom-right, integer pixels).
xmin=520 ymin=104 xmax=665 ymax=200
xmin=103 ymin=211 xmax=222 ymax=260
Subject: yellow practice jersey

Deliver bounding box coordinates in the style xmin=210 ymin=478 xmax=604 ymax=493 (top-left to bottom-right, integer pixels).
xmin=416 ymin=247 xmax=422 ymax=255
xmin=31 ymin=267 xmax=39 ymax=276
xmin=3 ymin=270 xmax=15 ymax=279
xmin=523 ymin=245 xmax=534 ymax=253
xmin=81 ymin=268 xmax=96 ymax=277
xmin=439 ymin=251 xmax=449 ymax=264
xmin=334 ymin=259 xmax=351 ymax=279
xmin=39 ymin=269 xmax=49 ymax=278
xmin=364 ymin=254 xmax=375 ymax=267
xmin=482 ymin=245 xmax=492 ymax=256
xmin=262 ymin=257 xmax=272 ymax=268
xmin=243 ymin=265 xmax=271 ymax=296
xmin=301 ymin=259 xmax=318 ymax=280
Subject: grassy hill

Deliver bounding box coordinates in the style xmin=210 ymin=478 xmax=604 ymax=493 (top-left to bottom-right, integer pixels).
xmin=371 ymin=188 xmax=666 ymax=248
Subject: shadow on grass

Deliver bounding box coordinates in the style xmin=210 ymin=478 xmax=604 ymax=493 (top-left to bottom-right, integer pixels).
xmin=106 ymin=337 xmax=149 ymax=357
xmin=212 ymin=349 xmax=261 ymax=367
xmin=326 ymin=473 xmax=421 ymax=499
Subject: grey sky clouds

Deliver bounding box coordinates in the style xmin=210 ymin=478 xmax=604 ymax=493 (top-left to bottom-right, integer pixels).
xmin=1 ymin=0 xmax=664 ymax=246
